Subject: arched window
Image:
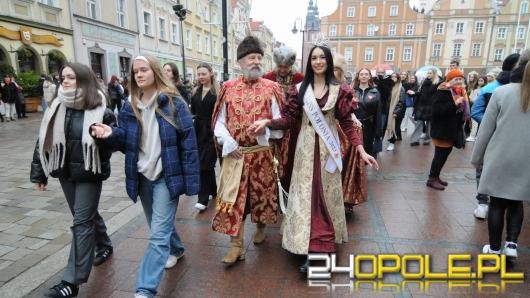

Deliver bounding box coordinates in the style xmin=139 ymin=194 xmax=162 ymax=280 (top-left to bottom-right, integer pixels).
xmin=47 ymin=50 xmax=66 ymax=75
xmin=17 ymin=47 xmax=37 ymax=72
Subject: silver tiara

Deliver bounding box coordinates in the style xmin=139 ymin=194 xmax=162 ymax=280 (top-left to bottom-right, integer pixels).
xmin=312 ymin=33 xmax=330 ymax=48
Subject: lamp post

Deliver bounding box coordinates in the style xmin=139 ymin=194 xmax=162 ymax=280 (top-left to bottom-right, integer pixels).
xmin=172 ymin=1 xmax=190 ymax=82
xmin=292 ymin=18 xmax=305 ymax=72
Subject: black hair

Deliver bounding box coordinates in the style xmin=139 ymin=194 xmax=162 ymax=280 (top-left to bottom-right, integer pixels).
xmin=297 ymin=45 xmax=338 ymax=105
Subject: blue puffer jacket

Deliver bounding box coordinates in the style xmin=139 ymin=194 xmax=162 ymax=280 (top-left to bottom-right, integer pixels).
xmin=103 ymin=93 xmax=200 ymax=202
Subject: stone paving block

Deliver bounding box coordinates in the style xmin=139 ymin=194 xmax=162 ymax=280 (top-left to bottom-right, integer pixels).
xmin=23 ymin=210 xmax=47 ymax=217
xmin=0 ymin=260 xmax=14 ymax=271
xmin=30 ymin=218 xmax=59 ymax=228
xmin=3 ymin=224 xmax=31 ymax=235
xmin=38 ymin=230 xmax=65 ymax=240
xmin=27 ymin=239 xmax=50 ymax=250
xmin=12 ymin=237 xmax=47 ymax=250
xmin=15 ymin=254 xmax=47 ymax=268
xmin=0 ymin=198 xmax=9 ymax=205
xmin=0 ymin=245 xmax=16 ymax=257
xmin=0 ymin=223 xmax=14 ymax=232
xmin=0 ymin=233 xmax=24 ymax=245
xmin=40 ymin=211 xmax=63 ymax=219
xmin=48 ymin=234 xmax=71 ymax=247
xmin=0 ymin=264 xmax=27 ymax=282
xmin=0 ymin=213 xmax=25 ymax=224
xmin=2 ymin=248 xmax=33 ymax=262
xmin=16 ymin=200 xmax=51 ymax=210
xmin=14 ymin=216 xmax=41 ymax=226
xmin=36 ymin=243 xmax=64 ymax=256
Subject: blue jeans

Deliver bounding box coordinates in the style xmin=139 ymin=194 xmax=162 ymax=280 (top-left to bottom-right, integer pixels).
xmin=41 ymin=96 xmax=47 ymax=112
xmin=135 ymin=175 xmax=184 ymax=298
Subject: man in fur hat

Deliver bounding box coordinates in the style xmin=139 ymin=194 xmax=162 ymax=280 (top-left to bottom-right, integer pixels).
xmin=263 ymin=46 xmax=304 ymax=191
xmin=264 ymin=46 xmax=304 ymax=94
xmin=211 ymin=35 xmax=285 ymax=265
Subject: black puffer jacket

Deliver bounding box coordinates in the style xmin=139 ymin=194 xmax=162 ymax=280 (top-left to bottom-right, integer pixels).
xmin=413 ymin=78 xmax=440 ymax=121
xmin=30 ymin=108 xmax=116 ymax=184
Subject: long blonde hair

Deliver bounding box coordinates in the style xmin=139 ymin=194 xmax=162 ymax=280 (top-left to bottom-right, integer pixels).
xmin=521 ymin=60 xmax=530 ymax=113
xmin=129 ymin=55 xmax=179 ymax=138
xmin=193 ymin=63 xmax=220 ymax=96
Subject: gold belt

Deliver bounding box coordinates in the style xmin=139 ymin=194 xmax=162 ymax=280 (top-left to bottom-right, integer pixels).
xmin=240 ymin=145 xmax=271 ymax=154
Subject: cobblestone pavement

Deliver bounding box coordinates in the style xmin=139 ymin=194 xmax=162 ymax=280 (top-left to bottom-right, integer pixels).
xmin=2 ymin=115 xmax=530 ymax=297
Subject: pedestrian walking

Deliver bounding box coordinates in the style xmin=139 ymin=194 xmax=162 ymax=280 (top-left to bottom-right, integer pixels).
xmin=90 ymin=55 xmax=199 ymax=298
xmin=401 ymin=74 xmax=418 ymax=132
xmin=1 ymin=75 xmax=18 ymax=121
xmin=108 ymin=75 xmax=124 ymax=114
xmin=353 ymin=68 xmax=382 ymax=157
xmin=190 ymin=63 xmax=220 ymax=211
xmin=471 ymin=53 xmax=530 ymax=260
xmin=427 ymin=69 xmax=469 ymax=190
xmin=163 ymin=62 xmax=191 ymax=104
xmin=385 ymin=72 xmax=406 ymax=151
xmin=249 ymin=43 xmax=378 ymax=272
xmin=411 ymin=68 xmax=441 ymax=146
xmin=30 ymin=63 xmax=115 ymax=297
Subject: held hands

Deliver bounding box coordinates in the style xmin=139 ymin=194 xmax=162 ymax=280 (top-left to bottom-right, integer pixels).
xmin=36 ymin=183 xmax=47 ymax=191
xmin=90 ymin=123 xmax=113 ymax=139
xmin=246 ymin=119 xmax=270 ymax=137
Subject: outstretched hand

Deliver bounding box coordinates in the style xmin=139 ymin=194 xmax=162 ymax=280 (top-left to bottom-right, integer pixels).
xmin=91 ymin=123 xmax=112 ymax=139
xmin=361 ymin=152 xmax=379 ymax=170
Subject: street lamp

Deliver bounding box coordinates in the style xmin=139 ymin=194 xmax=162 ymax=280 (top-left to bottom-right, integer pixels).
xmin=172 ymin=1 xmax=190 ymax=82
xmin=292 ymin=18 xmax=305 ymax=72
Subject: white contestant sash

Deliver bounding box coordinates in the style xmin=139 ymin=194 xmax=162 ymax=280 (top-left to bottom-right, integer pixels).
xmin=300 ymin=84 xmax=343 ymax=173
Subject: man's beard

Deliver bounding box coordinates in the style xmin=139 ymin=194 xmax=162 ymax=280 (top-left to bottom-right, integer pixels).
xmin=243 ymin=65 xmax=263 ymax=80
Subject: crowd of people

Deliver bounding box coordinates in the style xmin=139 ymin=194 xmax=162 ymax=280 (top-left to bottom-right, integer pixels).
xmin=23 ymin=32 xmax=529 ymax=298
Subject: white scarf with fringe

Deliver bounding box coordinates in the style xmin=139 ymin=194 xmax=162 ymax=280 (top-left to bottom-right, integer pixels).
xmin=38 ymin=86 xmax=106 ymax=176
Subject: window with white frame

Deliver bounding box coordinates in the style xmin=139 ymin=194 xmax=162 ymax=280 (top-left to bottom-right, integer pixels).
xmin=143 ymin=12 xmax=152 ymax=35
xmin=171 ymin=23 xmax=180 ymax=44
xmin=212 ymin=12 xmax=217 ymax=24
xmin=385 ymin=47 xmax=395 ymax=61
xmin=205 ymin=36 xmax=210 ymax=54
xmin=196 ymin=33 xmax=202 ymax=52
xmin=213 ymin=38 xmax=218 ymax=56
xmin=388 ymin=24 xmax=396 ymax=36
xmin=456 ymin=22 xmax=464 ymax=34
xmin=406 ymin=24 xmax=414 ymax=35
xmin=497 ymin=27 xmax=507 ymax=39
xmin=364 ymin=47 xmax=374 ymax=61
xmin=452 ymin=43 xmax=462 ymax=57
xmin=495 ymin=48 xmax=504 ymax=61
xmin=344 ymin=47 xmax=352 ymax=62
xmin=159 ymin=18 xmax=166 ymax=40
xmin=204 ymin=5 xmax=210 ymax=22
xmin=475 ymin=21 xmax=484 ymax=34
xmin=517 ymin=26 xmax=526 ymax=39
xmin=87 ymin=0 xmax=97 ymax=19
xmin=40 ymin=0 xmax=55 ymax=6
xmin=433 ymin=43 xmax=442 ymax=57
xmin=435 ymin=23 xmax=444 ymax=35
xmin=346 ymin=24 xmax=353 ymax=36
xmin=367 ymin=24 xmax=375 ymax=36
xmin=471 ymin=43 xmax=481 ymax=57
xmin=329 ymin=25 xmax=337 ymax=37
xmin=368 ymin=6 xmax=376 ymax=17
xmin=521 ymin=1 xmax=528 ymax=14
xmin=403 ymin=47 xmax=412 ymax=61
xmin=390 ymin=5 xmax=398 ymax=17
xmin=116 ymin=0 xmax=126 ymax=27
xmin=347 ymin=7 xmax=355 ymax=17
xmin=196 ymin=0 xmax=201 ymax=16
xmin=186 ymin=29 xmax=192 ymax=49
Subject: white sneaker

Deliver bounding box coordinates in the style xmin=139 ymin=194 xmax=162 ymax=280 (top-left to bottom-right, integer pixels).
xmin=401 ymin=127 xmax=407 ymax=132
xmin=466 ymin=136 xmax=476 ymax=142
xmin=474 ymin=204 xmax=488 ymax=219
xmin=482 ymin=244 xmax=501 ymax=255
xmin=503 ymin=242 xmax=518 ymax=259
xmin=386 ymin=143 xmax=395 ymax=151
xmin=164 ymin=254 xmax=183 ymax=269
xmin=194 ymin=202 xmax=207 ymax=211
xmin=134 ymin=293 xmax=149 ymax=298
xmin=420 ymin=133 xmax=427 ymax=139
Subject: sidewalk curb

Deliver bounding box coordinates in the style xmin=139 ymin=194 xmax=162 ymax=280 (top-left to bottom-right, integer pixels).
xmin=0 ymin=203 xmax=142 ymax=298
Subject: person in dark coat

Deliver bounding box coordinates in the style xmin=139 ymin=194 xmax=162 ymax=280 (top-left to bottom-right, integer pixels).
xmin=190 ymin=63 xmax=220 ymax=211
xmin=411 ymin=68 xmax=441 ymax=145
xmin=163 ymin=62 xmax=191 ymax=104
xmin=427 ymin=69 xmax=469 ymax=191
xmin=353 ymin=68 xmax=382 ymax=157
xmin=373 ymin=67 xmax=393 ymax=153
xmin=91 ymin=55 xmax=199 ymax=298
xmin=108 ymin=75 xmax=124 ymax=113
xmin=30 ymin=63 xmax=115 ymax=298
xmin=1 ymin=75 xmax=18 ymax=121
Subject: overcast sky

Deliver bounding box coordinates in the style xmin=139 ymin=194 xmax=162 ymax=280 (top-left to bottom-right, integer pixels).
xmin=250 ymin=0 xmax=338 ymax=56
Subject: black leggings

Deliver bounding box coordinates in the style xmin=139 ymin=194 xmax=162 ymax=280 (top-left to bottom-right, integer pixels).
xmin=488 ymin=197 xmax=524 ymax=251
xmin=429 ymin=146 xmax=452 ymax=178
